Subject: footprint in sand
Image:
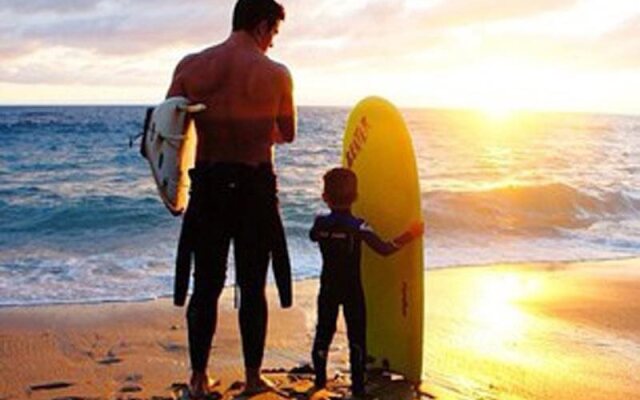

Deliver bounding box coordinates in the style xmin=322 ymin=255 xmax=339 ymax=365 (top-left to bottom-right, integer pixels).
xmin=97 ymin=356 xmax=122 ymax=365
xmin=117 ymin=373 xmax=145 ymax=394
xmin=124 ymin=373 xmax=143 ymax=383
xmin=97 ymin=348 xmax=124 ymax=365
xmin=28 ymin=381 xmax=74 ymax=391
xmin=119 ymin=384 xmax=143 ymax=393
xmin=158 ymin=340 xmax=187 ymax=353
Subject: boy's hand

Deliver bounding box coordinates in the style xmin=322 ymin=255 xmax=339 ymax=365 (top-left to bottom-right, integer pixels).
xmin=391 ymin=221 xmax=425 ymax=248
xmin=408 ymin=221 xmax=424 ymax=238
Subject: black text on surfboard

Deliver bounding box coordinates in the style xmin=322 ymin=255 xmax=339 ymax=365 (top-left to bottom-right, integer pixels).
xmin=346 ymin=117 xmax=370 ymax=168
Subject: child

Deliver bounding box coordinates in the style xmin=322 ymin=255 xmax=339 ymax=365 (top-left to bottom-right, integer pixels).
xmin=309 ymin=167 xmax=423 ymax=398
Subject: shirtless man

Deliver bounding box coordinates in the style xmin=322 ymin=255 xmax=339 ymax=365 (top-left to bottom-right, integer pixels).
xmin=166 ymin=0 xmax=295 ymax=396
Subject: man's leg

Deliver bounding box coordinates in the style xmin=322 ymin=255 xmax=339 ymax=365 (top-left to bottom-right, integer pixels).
xmin=344 ymin=291 xmax=367 ymax=396
xmin=234 ymin=166 xmax=283 ymax=392
xmin=234 ymin=228 xmax=270 ymax=390
xmin=311 ymin=291 xmax=339 ymax=388
xmin=186 ymin=209 xmax=230 ymax=394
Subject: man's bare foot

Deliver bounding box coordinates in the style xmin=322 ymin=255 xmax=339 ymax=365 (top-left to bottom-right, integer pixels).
xmin=242 ymin=369 xmax=279 ymax=395
xmin=189 ymin=372 xmax=220 ymax=398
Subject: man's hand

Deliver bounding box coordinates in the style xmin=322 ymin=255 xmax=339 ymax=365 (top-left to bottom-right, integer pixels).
xmin=271 ymin=126 xmax=286 ymax=144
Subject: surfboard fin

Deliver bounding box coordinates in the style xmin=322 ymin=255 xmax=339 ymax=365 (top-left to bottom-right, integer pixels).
xmin=129 ymin=107 xmax=154 ymax=157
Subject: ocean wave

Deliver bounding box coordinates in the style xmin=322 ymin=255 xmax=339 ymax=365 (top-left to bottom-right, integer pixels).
xmin=1 ymin=194 xmax=169 ymax=237
xmin=424 ymin=183 xmax=640 ymax=235
xmin=2 ymin=106 xmax=640 ymax=305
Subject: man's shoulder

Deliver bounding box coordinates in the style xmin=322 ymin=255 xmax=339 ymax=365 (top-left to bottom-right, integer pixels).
xmin=259 ymin=57 xmax=291 ymax=82
xmin=270 ymin=59 xmax=290 ymax=75
xmin=176 ymin=45 xmax=221 ymax=71
xmin=174 ymin=52 xmax=201 ymax=76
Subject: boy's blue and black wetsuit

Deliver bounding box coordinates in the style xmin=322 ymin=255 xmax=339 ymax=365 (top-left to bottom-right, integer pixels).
xmin=309 ymin=210 xmax=402 ymax=394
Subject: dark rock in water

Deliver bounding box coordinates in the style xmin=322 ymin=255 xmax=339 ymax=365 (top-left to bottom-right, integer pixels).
xmin=29 ymin=381 xmax=74 ymax=391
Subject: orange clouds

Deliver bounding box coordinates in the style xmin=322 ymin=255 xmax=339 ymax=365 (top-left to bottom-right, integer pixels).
xmin=0 ymin=0 xmax=639 ymax=113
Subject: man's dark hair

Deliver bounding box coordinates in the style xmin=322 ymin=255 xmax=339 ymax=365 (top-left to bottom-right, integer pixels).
xmin=232 ymin=0 xmax=285 ymax=32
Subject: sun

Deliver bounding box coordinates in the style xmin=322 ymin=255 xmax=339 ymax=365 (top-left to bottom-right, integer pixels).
xmin=481 ymin=103 xmax=515 ymax=121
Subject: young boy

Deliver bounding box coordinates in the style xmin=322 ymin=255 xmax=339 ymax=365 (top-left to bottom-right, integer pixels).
xmin=309 ymin=167 xmax=423 ymax=398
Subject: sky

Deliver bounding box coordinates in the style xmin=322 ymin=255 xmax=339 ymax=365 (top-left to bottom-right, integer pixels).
xmin=0 ymin=0 xmax=639 ymax=114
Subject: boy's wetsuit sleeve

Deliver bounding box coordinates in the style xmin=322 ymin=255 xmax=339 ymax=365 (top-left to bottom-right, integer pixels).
xmin=309 ymin=216 xmax=321 ymax=242
xmin=310 ymin=215 xmax=416 ymax=256
xmin=358 ymin=224 xmax=400 ymax=256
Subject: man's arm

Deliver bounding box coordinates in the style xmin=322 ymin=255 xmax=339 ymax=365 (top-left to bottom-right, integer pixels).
xmin=165 ymin=54 xmax=196 ymax=99
xmin=274 ymin=65 xmax=296 ymax=143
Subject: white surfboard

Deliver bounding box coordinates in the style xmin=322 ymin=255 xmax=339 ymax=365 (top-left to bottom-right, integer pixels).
xmin=142 ymin=97 xmax=205 ymax=216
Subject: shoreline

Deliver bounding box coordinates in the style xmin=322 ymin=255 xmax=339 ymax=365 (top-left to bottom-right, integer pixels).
xmin=2 ymin=255 xmax=640 ymax=310
xmin=1 ymin=258 xmax=640 ymax=399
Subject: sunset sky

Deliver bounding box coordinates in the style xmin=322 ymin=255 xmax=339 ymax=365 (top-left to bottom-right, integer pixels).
xmin=1 ymin=0 xmax=639 ymax=114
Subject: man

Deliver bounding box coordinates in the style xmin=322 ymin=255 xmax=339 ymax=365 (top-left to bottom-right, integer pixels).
xmin=166 ymin=0 xmax=295 ymax=396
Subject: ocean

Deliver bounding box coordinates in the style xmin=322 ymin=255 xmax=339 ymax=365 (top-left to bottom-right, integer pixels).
xmin=1 ymin=106 xmax=639 ymax=306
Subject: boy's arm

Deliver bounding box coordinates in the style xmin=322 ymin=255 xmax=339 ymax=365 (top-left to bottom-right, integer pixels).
xmin=309 ymin=217 xmax=321 ymax=242
xmin=360 ymin=228 xmax=398 ymax=256
xmin=392 ymin=221 xmax=424 ymax=247
xmin=360 ymin=221 xmax=424 ymax=256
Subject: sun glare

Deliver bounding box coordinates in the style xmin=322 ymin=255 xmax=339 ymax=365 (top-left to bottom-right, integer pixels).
xmin=481 ymin=105 xmax=514 ymax=121
xmin=463 ymin=272 xmax=543 ymax=364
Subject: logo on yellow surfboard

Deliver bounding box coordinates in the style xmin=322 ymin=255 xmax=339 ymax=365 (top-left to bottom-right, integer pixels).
xmin=345 ymin=117 xmax=370 ymax=168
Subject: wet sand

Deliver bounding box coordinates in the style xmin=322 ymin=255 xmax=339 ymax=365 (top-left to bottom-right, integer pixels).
xmin=1 ymin=258 xmax=640 ymax=399
xmin=422 ymin=258 xmax=640 ymax=400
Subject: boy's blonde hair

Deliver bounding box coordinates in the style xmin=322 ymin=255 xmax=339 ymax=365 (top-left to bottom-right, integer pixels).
xmin=323 ymin=168 xmax=357 ymax=208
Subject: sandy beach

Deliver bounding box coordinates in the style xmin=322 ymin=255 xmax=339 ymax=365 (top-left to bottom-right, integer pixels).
xmin=1 ymin=258 xmax=640 ymax=400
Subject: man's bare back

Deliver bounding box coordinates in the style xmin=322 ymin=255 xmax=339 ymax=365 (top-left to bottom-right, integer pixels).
xmin=166 ymin=26 xmax=295 ymax=165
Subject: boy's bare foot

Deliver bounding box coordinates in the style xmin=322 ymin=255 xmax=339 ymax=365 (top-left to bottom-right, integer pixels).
xmin=189 ymin=372 xmax=220 ymax=398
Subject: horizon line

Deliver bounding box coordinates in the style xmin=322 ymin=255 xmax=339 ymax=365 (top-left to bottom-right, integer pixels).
xmin=0 ymin=102 xmax=638 ymax=118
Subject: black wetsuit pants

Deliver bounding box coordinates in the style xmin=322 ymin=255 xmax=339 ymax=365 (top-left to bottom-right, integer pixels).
xmin=312 ymin=285 xmax=367 ymax=393
xmin=186 ymin=163 xmax=277 ymax=373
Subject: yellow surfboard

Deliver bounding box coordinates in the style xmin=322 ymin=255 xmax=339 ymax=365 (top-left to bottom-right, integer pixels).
xmin=342 ymin=96 xmax=424 ymax=382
